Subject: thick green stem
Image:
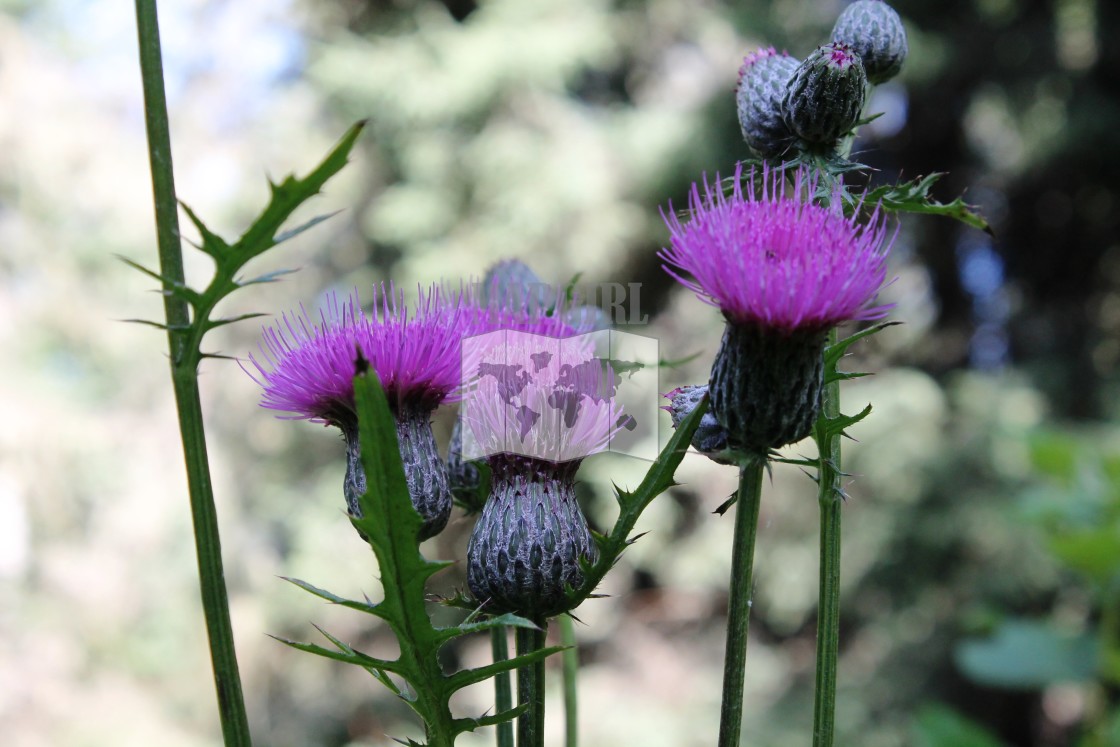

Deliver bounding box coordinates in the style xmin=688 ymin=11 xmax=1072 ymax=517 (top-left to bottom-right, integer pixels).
xmin=717 ymin=458 xmax=766 ymax=747
xmin=813 ymin=328 xmax=843 ymax=747
xmin=559 ymin=615 xmax=579 ymax=747
xmin=134 ymin=1 xmax=251 ymax=744
xmin=491 ymin=626 xmax=514 ymax=747
xmin=516 ymin=620 xmax=548 ymax=747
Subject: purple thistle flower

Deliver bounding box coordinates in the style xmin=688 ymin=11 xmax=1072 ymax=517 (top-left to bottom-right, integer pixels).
xmin=247 ymin=283 xmax=474 ymax=540
xmin=659 ymin=165 xmax=895 ymax=454
xmin=660 ymin=164 xmax=892 ymax=333
xmin=249 ymin=284 xmax=471 ymax=422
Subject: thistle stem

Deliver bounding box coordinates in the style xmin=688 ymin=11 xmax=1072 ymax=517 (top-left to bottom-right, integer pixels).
xmin=559 ymin=614 xmax=579 ymax=747
xmin=491 ymin=626 xmax=514 ymax=747
xmin=717 ymin=457 xmax=765 ymax=747
xmin=812 ymin=327 xmax=843 ymax=747
xmin=516 ymin=619 xmax=548 ymax=747
xmin=134 ymin=1 xmax=251 ymax=744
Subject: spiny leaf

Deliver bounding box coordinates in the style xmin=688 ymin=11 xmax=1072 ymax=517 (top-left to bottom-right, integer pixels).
xmin=818 ymin=403 xmax=874 ymax=441
xmin=236 ymin=267 xmax=300 ymax=288
xmin=434 ymin=612 xmax=541 ymax=644
xmin=858 ymin=173 xmax=991 ymax=233
xmin=232 ymin=121 xmax=366 ymax=263
xmin=568 ymin=392 xmax=708 ymax=605
xmin=120 ymin=318 xmax=171 ymax=331
xmin=282 ymin=576 xmax=386 ymax=619
xmin=204 ymin=312 xmax=269 ymax=331
xmin=180 ymin=202 xmax=231 ymax=258
xmin=118 ymin=255 xmax=204 ymax=307
xmin=824 ymin=321 xmax=901 ymax=370
xmin=273 ymin=211 xmax=343 ymax=245
xmin=270 ymin=635 xmax=403 ymax=673
xmin=714 ymin=492 xmax=738 ymax=516
xmin=446 ymin=645 xmax=566 ymax=693
xmin=453 ymin=704 xmax=529 ymax=734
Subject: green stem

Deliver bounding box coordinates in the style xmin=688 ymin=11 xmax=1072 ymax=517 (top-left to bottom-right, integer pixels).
xmin=717 ymin=458 xmax=766 ymax=747
xmin=812 ymin=328 xmax=843 ymax=747
xmin=516 ymin=620 xmax=548 ymax=747
xmin=559 ymin=615 xmax=579 ymax=747
xmin=491 ymin=626 xmax=514 ymax=747
xmin=134 ymin=2 xmax=251 ymax=744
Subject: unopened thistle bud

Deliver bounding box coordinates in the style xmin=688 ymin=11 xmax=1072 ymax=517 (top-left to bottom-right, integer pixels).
xmin=735 ymin=48 xmax=799 ymax=160
xmin=831 ymin=0 xmax=908 ymax=85
xmin=783 ymin=42 xmax=867 ymax=147
xmin=466 ymin=456 xmax=597 ymax=619
xmin=663 ymin=385 xmax=738 ymax=465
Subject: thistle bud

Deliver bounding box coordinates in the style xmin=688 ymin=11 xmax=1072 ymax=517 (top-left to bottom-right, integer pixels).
xmin=782 ymin=42 xmax=867 ymax=147
xmin=343 ymin=403 xmax=453 ymax=541
xmin=663 ymin=385 xmax=739 ymax=465
xmin=447 ymin=418 xmax=484 ymax=512
xmin=736 ymin=48 xmax=799 ymax=160
xmin=466 ymin=456 xmax=597 ymax=619
xmin=831 ymin=0 xmax=908 ymax=85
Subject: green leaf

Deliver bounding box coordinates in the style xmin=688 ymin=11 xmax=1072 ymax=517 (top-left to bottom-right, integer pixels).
xmin=272 ymin=211 xmax=343 ymax=245
xmin=955 ymin=619 xmax=1100 ymax=689
xmin=232 ymin=121 xmax=365 ymax=263
xmin=180 ymin=202 xmax=232 ymax=258
xmin=147 ymin=122 xmax=364 ymax=370
xmin=818 ymin=403 xmax=873 ymax=442
xmin=568 ymin=392 xmax=708 ymax=605
xmin=858 ymin=173 xmax=992 ymax=233
xmin=271 ymin=635 xmax=403 ymax=674
xmin=911 ymin=703 xmax=1006 ymax=747
xmin=203 ymin=312 xmax=268 ymax=331
xmin=1047 ymin=529 xmax=1120 ymax=583
xmin=824 ymin=321 xmax=901 ymax=374
xmin=236 ymin=267 xmax=300 ymax=288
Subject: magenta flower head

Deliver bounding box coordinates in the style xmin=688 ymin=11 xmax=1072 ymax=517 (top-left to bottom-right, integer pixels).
xmin=248 ymin=283 xmax=473 ymax=540
xmin=660 ymin=164 xmax=893 ymax=455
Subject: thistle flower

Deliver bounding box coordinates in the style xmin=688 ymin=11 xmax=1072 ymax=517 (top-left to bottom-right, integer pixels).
xmin=660 ymin=165 xmax=892 ymax=453
xmin=248 ymin=284 xmax=472 ymax=540
xmin=462 ymin=328 xmax=621 ymax=619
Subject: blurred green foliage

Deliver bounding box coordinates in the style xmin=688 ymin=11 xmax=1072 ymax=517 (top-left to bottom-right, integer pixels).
xmin=8 ymin=0 xmax=1120 ymax=745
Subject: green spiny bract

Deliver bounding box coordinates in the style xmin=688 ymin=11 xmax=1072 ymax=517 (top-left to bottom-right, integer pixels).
xmin=736 ymin=48 xmax=799 ymax=160
xmin=782 ymin=42 xmax=867 ymax=148
xmin=467 ymin=456 xmax=597 ymax=619
xmin=709 ymin=323 xmax=827 ymax=454
xmin=831 ymin=0 xmax=908 ymax=85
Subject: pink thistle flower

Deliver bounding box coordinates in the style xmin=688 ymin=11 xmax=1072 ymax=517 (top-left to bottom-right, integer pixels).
xmin=248 ymin=283 xmax=472 ymax=423
xmin=660 ymin=164 xmax=892 ymax=333
xmin=659 ymin=165 xmax=895 ymax=453
xmin=247 ymin=283 xmax=474 ymax=540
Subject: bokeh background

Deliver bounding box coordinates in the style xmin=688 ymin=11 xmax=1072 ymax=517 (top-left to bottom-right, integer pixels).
xmin=4 ymin=0 xmax=1119 ymax=745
